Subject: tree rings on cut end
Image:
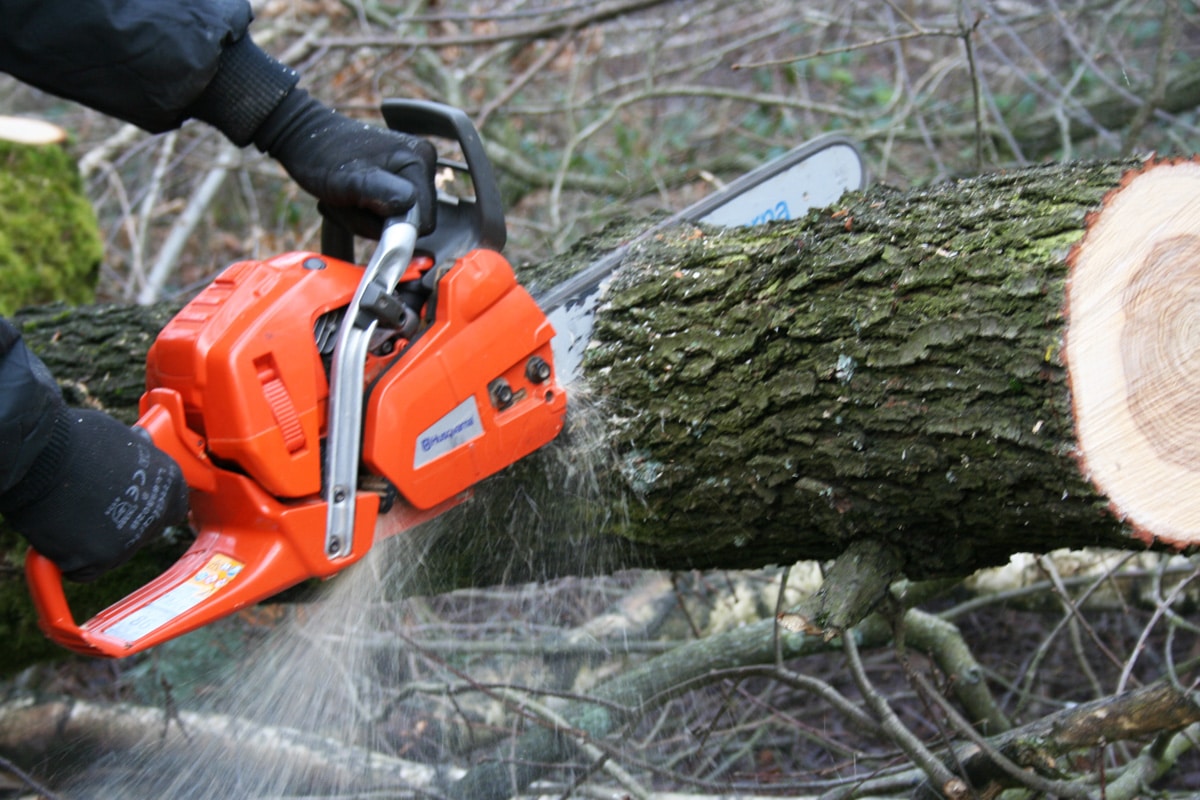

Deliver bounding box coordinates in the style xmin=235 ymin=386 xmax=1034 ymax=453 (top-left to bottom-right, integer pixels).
xmin=1067 ymin=158 xmax=1200 ymax=547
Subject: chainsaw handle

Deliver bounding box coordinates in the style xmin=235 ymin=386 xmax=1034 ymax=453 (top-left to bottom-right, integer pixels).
xmin=24 ymin=550 xmax=102 ymax=656
xmin=323 ymin=99 xmax=506 ymax=263
xmin=324 ymin=215 xmax=421 ymax=558
xmin=381 ymin=99 xmax=505 ymax=250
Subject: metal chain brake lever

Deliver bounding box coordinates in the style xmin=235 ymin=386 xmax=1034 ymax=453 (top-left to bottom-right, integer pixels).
xmin=325 ymin=210 xmax=421 ymax=559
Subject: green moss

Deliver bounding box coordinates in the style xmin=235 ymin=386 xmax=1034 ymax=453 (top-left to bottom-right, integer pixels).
xmin=0 ymin=140 xmax=102 ymax=314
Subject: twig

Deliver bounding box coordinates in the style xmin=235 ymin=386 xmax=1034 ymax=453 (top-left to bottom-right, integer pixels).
xmin=1037 ymin=556 xmax=1122 ymax=679
xmin=907 ymin=669 xmax=1094 ymax=798
xmin=772 ymin=564 xmax=791 ymax=668
xmin=731 ymin=27 xmax=963 ymax=72
xmin=957 ymin=6 xmax=986 ymax=171
xmin=321 ymin=0 xmax=677 ymax=49
xmin=1116 ymin=569 xmax=1200 ymax=695
xmin=493 ymin=688 xmax=651 ymax=800
xmin=840 ymin=629 xmax=965 ymax=798
xmin=1010 ymin=556 xmax=1141 ymax=718
xmin=125 ymin=130 xmax=178 ymax=301
xmin=1121 ymin=0 xmax=1179 ymax=153
xmin=476 ymin=31 xmax=578 ymax=131
xmin=0 ymin=753 xmax=65 ymax=800
xmin=135 ymin=139 xmax=240 ymax=305
xmin=78 ymin=121 xmax=143 ymax=179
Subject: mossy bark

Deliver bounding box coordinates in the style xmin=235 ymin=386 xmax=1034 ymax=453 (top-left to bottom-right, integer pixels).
xmin=0 ymin=159 xmax=1163 ymax=668
xmin=579 ymin=159 xmax=1144 ymax=581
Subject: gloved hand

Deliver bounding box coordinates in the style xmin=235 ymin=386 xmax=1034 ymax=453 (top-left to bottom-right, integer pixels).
xmin=185 ymin=34 xmax=437 ymax=240
xmin=254 ymin=88 xmax=438 ymax=239
xmin=0 ymin=408 xmax=190 ymax=582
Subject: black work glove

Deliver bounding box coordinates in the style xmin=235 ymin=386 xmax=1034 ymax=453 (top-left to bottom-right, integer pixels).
xmin=0 ymin=409 xmax=190 ymax=583
xmin=187 ymin=35 xmax=437 ymax=240
xmin=254 ymin=88 xmax=438 ymax=239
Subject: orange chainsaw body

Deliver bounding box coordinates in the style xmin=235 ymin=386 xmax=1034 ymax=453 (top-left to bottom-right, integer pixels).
xmin=25 ymin=244 xmax=566 ymax=657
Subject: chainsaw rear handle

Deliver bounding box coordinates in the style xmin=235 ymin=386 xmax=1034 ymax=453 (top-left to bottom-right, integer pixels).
xmin=323 ymin=99 xmax=505 ymax=263
xmin=24 ymin=393 xmax=382 ymax=658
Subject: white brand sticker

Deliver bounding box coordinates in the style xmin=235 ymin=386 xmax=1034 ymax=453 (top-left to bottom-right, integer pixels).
xmin=102 ymin=554 xmax=245 ymax=644
xmin=414 ymin=397 xmax=484 ymax=469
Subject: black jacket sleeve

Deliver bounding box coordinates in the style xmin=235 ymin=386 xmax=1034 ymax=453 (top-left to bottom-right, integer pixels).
xmin=0 ymin=0 xmax=260 ymax=134
xmin=0 ymin=319 xmax=64 ymax=496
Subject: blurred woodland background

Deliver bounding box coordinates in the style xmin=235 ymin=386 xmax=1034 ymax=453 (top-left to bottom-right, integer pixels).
xmin=3 ymin=1 xmax=1200 ymax=799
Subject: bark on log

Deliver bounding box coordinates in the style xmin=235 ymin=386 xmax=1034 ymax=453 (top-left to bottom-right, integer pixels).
xmin=4 ymin=157 xmax=1196 ymax=638
xmin=575 ymin=156 xmax=1200 ymax=578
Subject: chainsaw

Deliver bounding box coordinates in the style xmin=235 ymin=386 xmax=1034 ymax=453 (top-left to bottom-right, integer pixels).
xmin=24 ymin=101 xmax=865 ymax=658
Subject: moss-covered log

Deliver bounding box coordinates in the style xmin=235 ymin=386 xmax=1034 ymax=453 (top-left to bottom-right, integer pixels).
xmin=581 ymin=160 xmax=1139 ymax=575
xmin=0 ymin=133 xmax=103 ymax=314
xmin=6 ymin=157 xmax=1196 ymax=667
xmin=431 ymin=157 xmax=1162 ymax=594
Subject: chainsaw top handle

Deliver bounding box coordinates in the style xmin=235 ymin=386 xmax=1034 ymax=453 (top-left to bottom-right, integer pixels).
xmin=321 ymin=100 xmax=506 ymax=264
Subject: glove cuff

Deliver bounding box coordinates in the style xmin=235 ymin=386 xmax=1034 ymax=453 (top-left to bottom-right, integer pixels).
xmin=0 ymin=405 xmax=71 ymax=515
xmin=251 ymin=87 xmax=325 ymax=155
xmin=187 ymin=34 xmax=299 ymax=147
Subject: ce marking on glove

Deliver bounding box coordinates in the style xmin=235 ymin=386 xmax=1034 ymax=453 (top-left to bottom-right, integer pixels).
xmin=105 ymin=466 xmax=150 ymax=533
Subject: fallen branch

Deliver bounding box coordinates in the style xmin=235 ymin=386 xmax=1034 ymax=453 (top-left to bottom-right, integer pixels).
xmin=915 ymin=673 xmax=1200 ymax=798
xmin=0 ymin=693 xmax=458 ymax=796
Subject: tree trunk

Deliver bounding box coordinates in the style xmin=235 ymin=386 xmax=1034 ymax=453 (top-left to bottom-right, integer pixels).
xmin=572 ymin=157 xmax=1155 ymax=579
xmin=4 ymin=157 xmax=1191 ymax=636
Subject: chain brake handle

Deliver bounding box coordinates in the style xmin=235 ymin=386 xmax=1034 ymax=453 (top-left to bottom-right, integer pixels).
xmin=321 ymin=100 xmax=507 ymax=263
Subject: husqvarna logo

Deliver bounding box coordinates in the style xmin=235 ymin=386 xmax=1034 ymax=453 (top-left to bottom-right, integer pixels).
xmin=414 ymin=397 xmax=484 ymax=468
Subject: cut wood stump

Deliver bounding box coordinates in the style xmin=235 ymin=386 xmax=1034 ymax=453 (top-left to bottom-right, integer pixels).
xmin=1067 ymin=158 xmax=1200 ymax=547
xmin=0 ymin=116 xmax=67 ymax=145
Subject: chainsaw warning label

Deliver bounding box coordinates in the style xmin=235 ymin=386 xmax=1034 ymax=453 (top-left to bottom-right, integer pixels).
xmin=415 ymin=397 xmax=483 ymax=468
xmin=101 ymin=554 xmax=245 ymax=643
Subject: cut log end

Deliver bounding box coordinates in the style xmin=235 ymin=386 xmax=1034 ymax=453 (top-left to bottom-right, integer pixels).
xmin=1068 ymin=157 xmax=1200 ymax=548
xmin=0 ymin=116 xmax=67 ymax=145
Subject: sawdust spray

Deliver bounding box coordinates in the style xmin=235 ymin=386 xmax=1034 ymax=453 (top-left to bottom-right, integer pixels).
xmin=61 ymin=391 xmax=626 ymax=798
